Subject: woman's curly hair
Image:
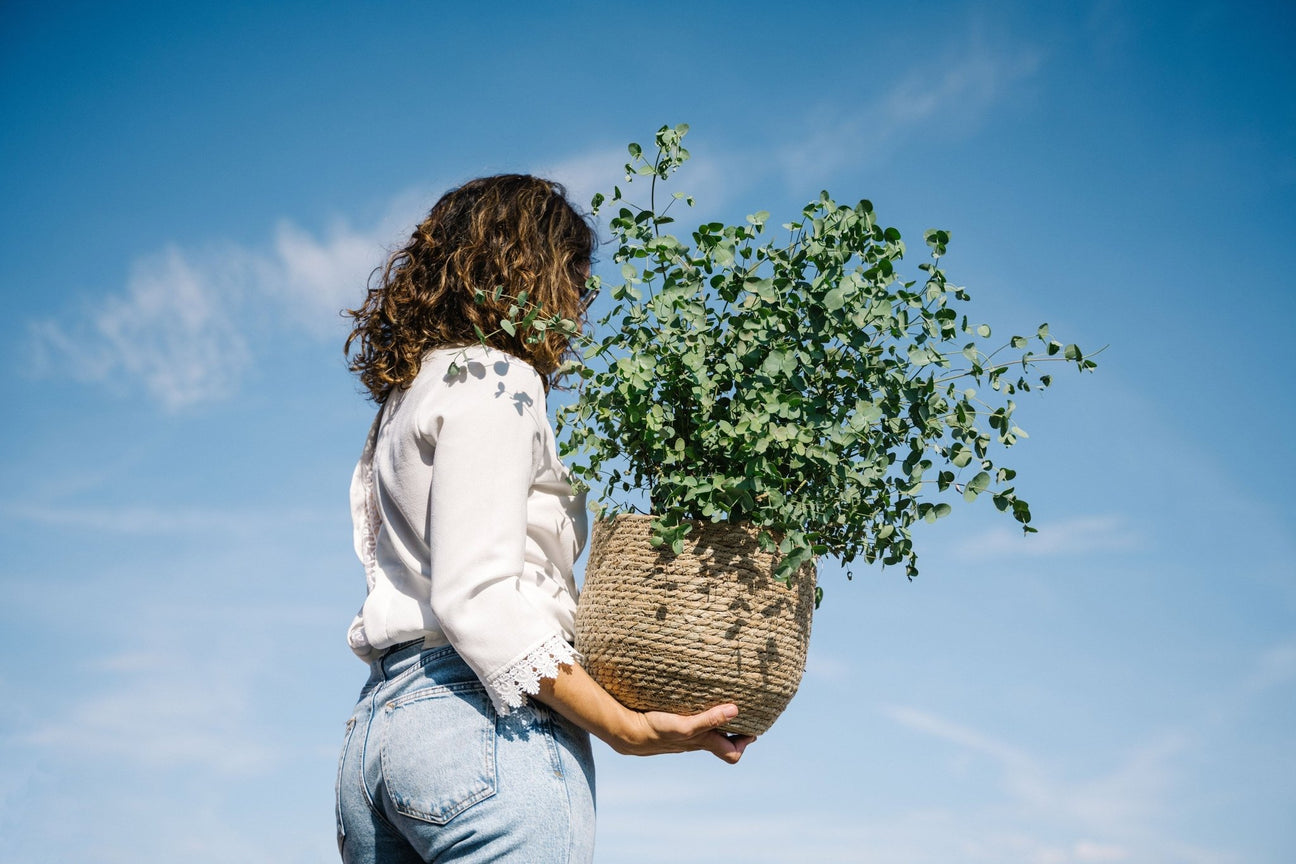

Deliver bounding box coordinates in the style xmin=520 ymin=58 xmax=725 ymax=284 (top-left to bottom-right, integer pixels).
xmin=344 ymin=174 xmax=597 ymax=403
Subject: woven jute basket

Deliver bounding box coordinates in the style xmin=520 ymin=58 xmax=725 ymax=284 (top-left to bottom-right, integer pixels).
xmin=575 ymin=513 xmax=816 ymax=737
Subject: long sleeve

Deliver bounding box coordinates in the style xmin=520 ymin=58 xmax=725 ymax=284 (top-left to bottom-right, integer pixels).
xmin=421 ymin=356 xmax=578 ymax=712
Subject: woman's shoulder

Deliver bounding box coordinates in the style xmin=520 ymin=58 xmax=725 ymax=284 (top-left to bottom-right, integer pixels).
xmin=422 ymin=345 xmax=542 ymax=388
xmin=404 ymin=345 xmax=546 ymax=423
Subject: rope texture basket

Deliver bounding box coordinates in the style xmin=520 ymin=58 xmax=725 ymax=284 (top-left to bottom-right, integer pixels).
xmin=575 ymin=514 xmax=816 ymax=736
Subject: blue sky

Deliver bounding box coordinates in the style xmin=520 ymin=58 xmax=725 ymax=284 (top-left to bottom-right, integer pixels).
xmin=2 ymin=1 xmax=1293 ymax=862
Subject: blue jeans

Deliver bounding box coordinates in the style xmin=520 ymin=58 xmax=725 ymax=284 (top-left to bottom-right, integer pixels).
xmin=336 ymin=642 xmax=596 ymax=863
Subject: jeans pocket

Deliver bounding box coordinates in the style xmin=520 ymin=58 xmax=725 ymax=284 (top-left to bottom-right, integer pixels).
xmin=335 ymin=715 xmax=358 ymax=850
xmin=379 ymin=683 xmax=497 ymax=825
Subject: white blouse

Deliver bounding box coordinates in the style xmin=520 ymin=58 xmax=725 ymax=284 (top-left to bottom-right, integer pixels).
xmin=346 ymin=345 xmax=588 ymax=713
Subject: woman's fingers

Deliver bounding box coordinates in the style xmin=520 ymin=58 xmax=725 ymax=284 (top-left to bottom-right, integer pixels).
xmin=639 ymin=704 xmax=757 ymax=762
xmin=642 ymin=703 xmax=734 ymax=740
xmin=706 ymin=730 xmax=757 ymax=764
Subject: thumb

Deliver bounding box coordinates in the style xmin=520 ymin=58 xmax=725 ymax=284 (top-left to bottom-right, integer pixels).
xmin=685 ymin=703 xmax=739 ymax=735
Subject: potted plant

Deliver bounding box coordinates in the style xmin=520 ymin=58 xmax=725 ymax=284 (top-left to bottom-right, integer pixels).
xmin=481 ymin=124 xmax=1098 ymax=735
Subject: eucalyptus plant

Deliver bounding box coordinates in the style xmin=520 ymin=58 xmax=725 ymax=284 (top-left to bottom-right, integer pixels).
xmin=475 ymin=124 xmax=1099 ymax=588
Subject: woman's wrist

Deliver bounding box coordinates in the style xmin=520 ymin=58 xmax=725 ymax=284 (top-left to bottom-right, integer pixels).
xmin=532 ymin=661 xmax=753 ymax=763
xmin=534 ymin=661 xmax=640 ymax=749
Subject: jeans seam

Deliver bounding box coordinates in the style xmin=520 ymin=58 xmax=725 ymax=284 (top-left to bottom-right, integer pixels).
xmin=555 ymin=731 xmax=577 ymax=864
xmin=531 ymin=705 xmax=579 ymax=861
xmin=358 ymin=685 xmax=407 ymax=839
xmin=336 ymin=715 xmax=358 ymax=850
xmin=538 ymin=707 xmax=565 ymax=779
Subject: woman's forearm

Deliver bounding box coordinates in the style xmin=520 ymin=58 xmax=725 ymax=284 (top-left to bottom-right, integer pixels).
xmin=533 ymin=661 xmax=754 ymax=763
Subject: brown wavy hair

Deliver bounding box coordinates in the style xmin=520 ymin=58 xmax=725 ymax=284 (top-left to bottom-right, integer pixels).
xmin=344 ymin=174 xmax=597 ymax=403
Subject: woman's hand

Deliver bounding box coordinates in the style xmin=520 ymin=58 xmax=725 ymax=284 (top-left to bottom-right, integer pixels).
xmin=534 ymin=661 xmax=757 ymax=764
xmin=613 ymin=703 xmax=756 ymax=764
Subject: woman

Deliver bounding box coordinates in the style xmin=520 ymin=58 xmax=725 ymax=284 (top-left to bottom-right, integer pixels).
xmin=335 ymin=174 xmax=753 ymax=864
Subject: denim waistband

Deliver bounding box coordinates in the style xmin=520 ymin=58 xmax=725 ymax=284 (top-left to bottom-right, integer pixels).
xmin=371 ymin=639 xmax=462 ymax=684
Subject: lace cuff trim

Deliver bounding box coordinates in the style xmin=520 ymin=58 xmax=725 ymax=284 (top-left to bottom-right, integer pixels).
xmin=484 ymin=634 xmax=579 ymax=716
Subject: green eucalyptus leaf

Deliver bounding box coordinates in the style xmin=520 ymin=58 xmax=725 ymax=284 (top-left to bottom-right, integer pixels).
xmin=824 ymin=287 xmax=849 ymax=311
xmin=963 ymin=471 xmax=991 ymax=501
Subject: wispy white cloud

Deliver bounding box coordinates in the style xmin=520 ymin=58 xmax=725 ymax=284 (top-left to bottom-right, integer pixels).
xmin=877 ymin=703 xmax=1226 ymax=863
xmin=1070 ymin=840 xmax=1131 ymax=863
xmin=1197 ymin=635 xmax=1296 ymax=729
xmin=264 ymin=218 xmax=391 ymax=337
xmin=804 ymin=647 xmax=853 ymax=682
xmin=884 ymin=703 xmax=1036 ymax=768
xmin=596 ymin=772 xmax=715 ymax=808
xmin=544 ymin=37 xmax=1046 ymax=245
xmin=777 ymin=39 xmax=1042 ymax=191
xmin=22 ymin=648 xmax=277 ymax=776
xmin=0 ymin=501 xmax=335 ymax=535
xmin=28 ymin=199 xmax=420 ymax=411
xmin=955 ymin=514 xmax=1141 ymax=560
xmin=1241 ymin=638 xmax=1296 ymax=694
xmin=539 ymin=138 xmax=735 ymax=228
xmin=853 ymin=635 xmax=1295 ymax=864
xmin=538 ymin=145 xmax=628 ymax=213
xmin=31 ymin=246 xmax=255 ymax=410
